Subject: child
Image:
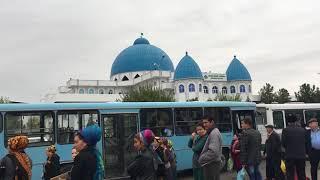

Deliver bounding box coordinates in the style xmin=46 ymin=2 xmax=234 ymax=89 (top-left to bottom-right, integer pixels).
xmin=127 ymin=129 xmax=157 ymax=180
xmin=188 ymin=122 xmax=208 ymax=180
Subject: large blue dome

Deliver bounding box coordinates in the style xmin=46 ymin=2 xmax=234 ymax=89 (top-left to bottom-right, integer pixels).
xmin=110 ymin=36 xmax=174 ymax=77
xmin=226 ymin=56 xmax=251 ymax=81
xmin=174 ymin=52 xmax=203 ymax=80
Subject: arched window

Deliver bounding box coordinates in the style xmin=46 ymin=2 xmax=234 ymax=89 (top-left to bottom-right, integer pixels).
xmin=249 ymin=85 xmax=252 ymax=93
xmin=189 ymin=84 xmax=195 ymax=92
xmin=88 ymin=89 xmax=95 ymax=94
xmin=108 ymin=90 xmax=113 ymax=94
xmin=122 ymin=76 xmax=129 ymax=81
xmin=230 ymin=86 xmax=236 ymax=94
xmin=199 ymin=84 xmax=202 ymax=92
xmin=79 ymin=89 xmax=85 ymax=94
xmin=179 ymin=85 xmax=185 ymax=93
xmin=222 ymin=87 xmax=227 ymax=94
xmin=203 ymin=86 xmax=208 ymax=94
xmin=240 ymin=85 xmax=246 ymax=93
xmin=134 ymin=74 xmax=140 ymax=79
xmin=98 ymin=89 xmax=104 ymax=94
xmin=212 ymin=86 xmax=218 ymax=94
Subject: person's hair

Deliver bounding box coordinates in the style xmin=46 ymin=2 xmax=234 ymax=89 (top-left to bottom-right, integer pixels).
xmin=242 ymin=118 xmax=253 ymax=127
xmin=202 ymin=115 xmax=214 ymax=123
xmin=196 ymin=122 xmax=206 ymax=129
xmin=309 ymin=118 xmax=318 ymax=124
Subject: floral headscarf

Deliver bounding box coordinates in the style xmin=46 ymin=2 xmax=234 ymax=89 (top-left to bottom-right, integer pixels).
xmin=8 ymin=136 xmax=32 ymax=179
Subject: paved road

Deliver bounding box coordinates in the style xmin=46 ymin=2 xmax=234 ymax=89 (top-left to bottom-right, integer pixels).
xmin=179 ymin=160 xmax=313 ymax=180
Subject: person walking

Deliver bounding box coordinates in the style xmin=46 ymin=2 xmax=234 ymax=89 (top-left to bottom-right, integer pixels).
xmin=282 ymin=114 xmax=307 ymax=180
xmin=264 ymin=124 xmax=282 ymax=180
xmin=71 ymin=124 xmax=105 ymax=180
xmin=188 ymin=122 xmax=208 ymax=180
xmin=127 ymin=129 xmax=157 ymax=180
xmin=0 ymin=135 xmax=32 ymax=180
xmin=239 ymin=118 xmax=262 ymax=180
xmin=198 ymin=116 xmax=222 ymax=180
xmin=231 ymin=134 xmax=241 ymax=172
xmin=43 ymin=145 xmax=60 ymax=180
xmin=306 ymin=118 xmax=320 ymax=180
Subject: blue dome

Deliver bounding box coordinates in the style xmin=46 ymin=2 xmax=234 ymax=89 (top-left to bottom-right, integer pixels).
xmin=110 ymin=37 xmax=174 ymax=76
xmin=174 ymin=52 xmax=203 ymax=80
xmin=133 ymin=37 xmax=150 ymax=45
xmin=226 ymin=56 xmax=251 ymax=81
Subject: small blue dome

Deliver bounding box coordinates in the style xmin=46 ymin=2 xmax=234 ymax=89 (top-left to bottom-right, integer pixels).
xmin=111 ymin=36 xmax=174 ymax=77
xmin=226 ymin=56 xmax=251 ymax=81
xmin=133 ymin=37 xmax=150 ymax=45
xmin=174 ymin=52 xmax=203 ymax=80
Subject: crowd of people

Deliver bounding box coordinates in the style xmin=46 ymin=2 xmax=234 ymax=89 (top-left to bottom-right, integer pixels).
xmin=1 ymin=114 xmax=320 ymax=180
xmin=0 ymin=124 xmax=104 ymax=180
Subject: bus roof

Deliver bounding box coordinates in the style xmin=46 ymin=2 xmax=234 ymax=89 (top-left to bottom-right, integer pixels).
xmin=256 ymin=103 xmax=320 ymax=110
xmin=0 ymin=101 xmax=255 ymax=111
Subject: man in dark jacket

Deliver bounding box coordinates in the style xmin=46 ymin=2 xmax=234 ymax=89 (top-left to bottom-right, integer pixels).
xmin=306 ymin=118 xmax=320 ymax=180
xmin=240 ymin=118 xmax=262 ymax=180
xmin=264 ymin=124 xmax=282 ymax=180
xmin=282 ymin=113 xmax=307 ymax=180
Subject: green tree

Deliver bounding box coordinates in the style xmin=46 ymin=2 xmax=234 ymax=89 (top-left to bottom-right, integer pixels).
xmin=295 ymin=83 xmax=317 ymax=103
xmin=0 ymin=96 xmax=10 ymax=103
xmin=122 ymin=85 xmax=175 ymax=102
xmin=274 ymin=88 xmax=291 ymax=103
xmin=259 ymin=83 xmax=275 ymax=104
xmin=214 ymin=93 xmax=242 ymax=101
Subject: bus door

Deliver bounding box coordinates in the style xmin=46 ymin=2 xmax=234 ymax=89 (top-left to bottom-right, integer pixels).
xmin=101 ymin=113 xmax=138 ymax=179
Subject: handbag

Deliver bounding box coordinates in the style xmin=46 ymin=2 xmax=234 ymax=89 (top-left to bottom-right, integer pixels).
xmin=226 ymin=156 xmax=233 ymax=172
xmin=237 ymin=167 xmax=247 ymax=180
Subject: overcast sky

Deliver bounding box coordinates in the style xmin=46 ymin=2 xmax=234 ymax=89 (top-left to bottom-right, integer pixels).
xmin=0 ymin=0 xmax=319 ymax=102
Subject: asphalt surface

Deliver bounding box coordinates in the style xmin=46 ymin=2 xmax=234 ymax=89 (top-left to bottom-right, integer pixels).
xmin=178 ymin=160 xmax=313 ymax=180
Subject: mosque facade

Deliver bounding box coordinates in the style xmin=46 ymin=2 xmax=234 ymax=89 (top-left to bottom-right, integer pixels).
xmin=44 ymin=34 xmax=253 ymax=102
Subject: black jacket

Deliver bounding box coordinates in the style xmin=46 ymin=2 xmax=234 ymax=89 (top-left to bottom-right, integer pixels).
xmin=239 ymin=128 xmax=262 ymax=165
xmin=282 ymin=125 xmax=308 ymax=160
xmin=71 ymin=147 xmax=97 ymax=180
xmin=264 ymin=131 xmax=281 ymax=160
xmin=127 ymin=148 xmax=156 ymax=180
xmin=44 ymin=154 xmax=60 ymax=180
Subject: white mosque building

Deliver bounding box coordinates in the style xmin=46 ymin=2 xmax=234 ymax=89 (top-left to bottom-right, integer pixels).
xmin=44 ymin=34 xmax=253 ymax=102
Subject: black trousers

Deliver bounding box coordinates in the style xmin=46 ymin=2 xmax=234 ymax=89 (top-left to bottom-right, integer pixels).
xmin=266 ymin=158 xmax=282 ymax=180
xmin=285 ymin=159 xmax=306 ymax=180
xmin=310 ymin=149 xmax=320 ymax=180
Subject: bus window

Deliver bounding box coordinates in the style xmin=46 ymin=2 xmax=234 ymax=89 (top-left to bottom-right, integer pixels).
xmin=5 ymin=111 xmax=54 ymax=146
xmin=305 ymin=110 xmax=320 ymax=123
xmin=81 ymin=112 xmax=99 ymax=128
xmin=285 ymin=110 xmax=305 ymax=127
xmin=256 ymin=107 xmax=267 ymax=125
xmin=58 ymin=112 xmax=79 ymax=144
xmin=140 ymin=108 xmax=173 ymax=137
xmin=57 ymin=110 xmax=99 ymax=144
xmin=204 ymin=108 xmax=232 ymax=133
xmin=232 ymin=110 xmax=255 ymax=134
xmin=174 ymin=108 xmax=202 ymax=136
xmin=273 ymin=111 xmax=284 ymax=129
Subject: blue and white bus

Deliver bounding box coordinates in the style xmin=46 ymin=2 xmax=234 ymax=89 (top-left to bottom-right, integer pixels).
xmin=0 ymin=101 xmax=256 ymax=179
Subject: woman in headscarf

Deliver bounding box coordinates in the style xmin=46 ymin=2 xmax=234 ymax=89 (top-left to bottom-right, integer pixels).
xmin=0 ymin=135 xmax=32 ymax=180
xmin=43 ymin=145 xmax=60 ymax=180
xmin=127 ymin=129 xmax=157 ymax=180
xmin=71 ymin=124 xmax=104 ymax=180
